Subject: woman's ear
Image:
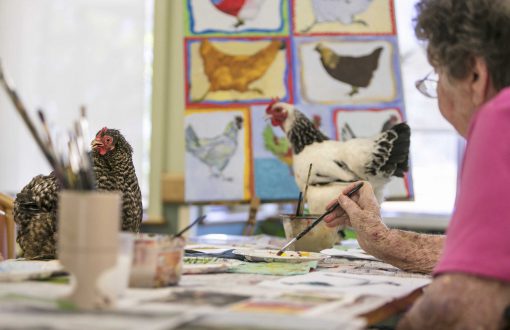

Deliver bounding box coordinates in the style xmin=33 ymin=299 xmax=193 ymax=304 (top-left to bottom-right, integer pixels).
xmin=471 ymin=57 xmax=493 ymax=106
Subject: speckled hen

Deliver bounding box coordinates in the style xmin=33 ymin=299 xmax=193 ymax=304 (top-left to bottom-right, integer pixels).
xmin=13 ymin=127 xmax=142 ymax=259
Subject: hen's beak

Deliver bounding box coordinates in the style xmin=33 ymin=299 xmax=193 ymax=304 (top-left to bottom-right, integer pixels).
xmin=91 ymin=139 xmax=103 ymax=149
xmin=264 ymin=114 xmax=272 ymax=121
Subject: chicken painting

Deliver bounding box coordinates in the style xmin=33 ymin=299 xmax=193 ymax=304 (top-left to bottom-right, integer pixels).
xmin=194 ymin=39 xmax=286 ymax=102
xmin=302 ymin=0 xmax=374 ymax=32
xmin=263 ymin=124 xmax=293 ymax=172
xmin=265 ymin=101 xmax=410 ymax=214
xmin=210 ymin=0 xmax=266 ymax=28
xmin=185 ymin=116 xmax=244 ymax=181
xmin=315 ymin=43 xmax=383 ymax=96
xmin=13 ymin=128 xmax=143 ymax=259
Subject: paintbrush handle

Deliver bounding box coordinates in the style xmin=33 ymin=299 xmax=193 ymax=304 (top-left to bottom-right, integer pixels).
xmin=277 ymin=237 xmax=297 ymax=255
xmin=175 ymin=215 xmax=206 ymax=237
xmin=0 ymin=62 xmax=69 ymax=187
xmin=295 ymin=206 xmax=338 ymax=241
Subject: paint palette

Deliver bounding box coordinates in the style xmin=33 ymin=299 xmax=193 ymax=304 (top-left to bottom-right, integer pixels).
xmin=0 ymin=260 xmax=63 ymax=282
xmin=233 ymin=249 xmax=329 ymax=263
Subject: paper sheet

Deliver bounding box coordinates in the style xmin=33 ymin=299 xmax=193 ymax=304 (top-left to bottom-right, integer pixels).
xmin=259 ymin=271 xmax=431 ymax=299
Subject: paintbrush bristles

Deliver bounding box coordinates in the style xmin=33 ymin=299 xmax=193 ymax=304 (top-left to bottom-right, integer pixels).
xmin=0 ymin=60 xmax=97 ymax=190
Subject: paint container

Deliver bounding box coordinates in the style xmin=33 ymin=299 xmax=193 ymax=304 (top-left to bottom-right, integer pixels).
xmin=129 ymin=234 xmax=185 ymax=288
xmin=281 ymin=214 xmax=340 ymax=252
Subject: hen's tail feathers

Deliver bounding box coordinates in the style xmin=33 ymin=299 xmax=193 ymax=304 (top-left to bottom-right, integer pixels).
xmin=185 ymin=125 xmax=200 ymax=153
xmin=367 ymin=122 xmax=410 ymax=178
xmin=382 ymin=122 xmax=410 ymax=177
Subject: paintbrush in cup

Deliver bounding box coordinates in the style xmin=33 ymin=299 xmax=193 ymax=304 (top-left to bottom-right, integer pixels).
xmin=299 ymin=163 xmax=313 ymax=216
xmin=295 ymin=192 xmax=303 ymax=217
xmin=276 ymin=182 xmax=364 ymax=256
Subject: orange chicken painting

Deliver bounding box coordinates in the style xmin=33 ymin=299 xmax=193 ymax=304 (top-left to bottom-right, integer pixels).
xmin=193 ymin=39 xmax=286 ymax=102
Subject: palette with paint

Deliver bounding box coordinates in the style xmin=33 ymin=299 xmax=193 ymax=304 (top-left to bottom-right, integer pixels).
xmin=233 ymin=249 xmax=329 ymax=263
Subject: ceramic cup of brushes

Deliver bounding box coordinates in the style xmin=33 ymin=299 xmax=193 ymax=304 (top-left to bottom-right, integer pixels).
xmin=281 ymin=214 xmax=341 ymax=252
xmin=58 ymin=191 xmax=121 ymax=310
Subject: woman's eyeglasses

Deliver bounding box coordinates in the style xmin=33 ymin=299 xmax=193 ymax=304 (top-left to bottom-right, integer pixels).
xmin=415 ymin=71 xmax=438 ymax=98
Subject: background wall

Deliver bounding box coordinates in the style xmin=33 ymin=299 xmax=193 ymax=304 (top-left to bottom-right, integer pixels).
xmin=0 ymin=0 xmax=148 ymax=203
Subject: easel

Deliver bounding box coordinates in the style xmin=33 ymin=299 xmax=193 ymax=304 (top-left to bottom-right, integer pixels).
xmin=162 ymin=174 xmax=296 ymax=236
xmin=242 ymin=197 xmax=260 ymax=236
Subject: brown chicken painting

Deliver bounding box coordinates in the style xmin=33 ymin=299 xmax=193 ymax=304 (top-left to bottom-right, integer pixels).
xmin=192 ymin=39 xmax=286 ymax=102
xmin=315 ymin=43 xmax=383 ymax=96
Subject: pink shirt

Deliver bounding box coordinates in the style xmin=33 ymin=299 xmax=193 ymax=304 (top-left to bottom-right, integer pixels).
xmin=434 ymin=87 xmax=510 ymax=282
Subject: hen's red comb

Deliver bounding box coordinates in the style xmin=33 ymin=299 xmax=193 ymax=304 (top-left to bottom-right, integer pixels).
xmin=265 ymin=97 xmax=280 ymax=113
xmin=96 ymin=127 xmax=108 ymax=137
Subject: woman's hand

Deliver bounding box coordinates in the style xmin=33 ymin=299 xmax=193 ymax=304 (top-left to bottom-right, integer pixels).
xmin=398 ymin=273 xmax=510 ymax=329
xmin=323 ymin=181 xmax=444 ymax=273
xmin=323 ymin=181 xmax=389 ymax=253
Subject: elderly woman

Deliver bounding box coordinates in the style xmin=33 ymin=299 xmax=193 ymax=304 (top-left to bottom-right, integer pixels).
xmin=324 ymin=0 xmax=510 ymax=328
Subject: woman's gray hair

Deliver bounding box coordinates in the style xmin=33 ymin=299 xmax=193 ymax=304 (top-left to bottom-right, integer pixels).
xmin=414 ymin=0 xmax=510 ymax=91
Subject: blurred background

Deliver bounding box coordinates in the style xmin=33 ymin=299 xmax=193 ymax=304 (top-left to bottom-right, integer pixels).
xmin=0 ymin=0 xmax=461 ymax=235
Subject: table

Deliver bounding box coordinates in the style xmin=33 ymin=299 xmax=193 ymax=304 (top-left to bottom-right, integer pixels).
xmin=0 ymin=237 xmax=430 ymax=330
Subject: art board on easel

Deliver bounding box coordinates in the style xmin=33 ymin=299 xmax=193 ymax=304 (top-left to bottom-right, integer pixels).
xmin=183 ymin=0 xmax=413 ymax=203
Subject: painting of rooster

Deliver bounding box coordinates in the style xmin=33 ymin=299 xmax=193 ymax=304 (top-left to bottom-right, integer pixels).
xmin=187 ymin=0 xmax=285 ymax=34
xmin=189 ymin=39 xmax=287 ymax=103
xmin=210 ymin=0 xmax=266 ymax=28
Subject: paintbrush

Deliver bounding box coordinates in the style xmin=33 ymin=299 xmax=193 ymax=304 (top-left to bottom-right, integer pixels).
xmin=74 ymin=115 xmax=96 ymax=190
xmin=37 ymin=109 xmax=70 ymax=187
xmin=276 ymin=182 xmax=364 ymax=256
xmin=299 ymin=163 xmax=313 ymax=216
xmin=295 ymin=192 xmax=303 ymax=217
xmin=174 ymin=215 xmax=206 ymax=237
xmin=0 ymin=61 xmax=69 ymax=187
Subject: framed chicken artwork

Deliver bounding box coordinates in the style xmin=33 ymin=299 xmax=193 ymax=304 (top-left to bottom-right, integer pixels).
xmin=293 ymin=0 xmax=396 ymax=35
xmin=183 ymin=0 xmax=414 ymax=204
xmin=184 ymin=108 xmax=252 ymax=202
xmin=186 ymin=0 xmax=289 ymax=35
xmin=186 ymin=37 xmax=291 ymax=105
xmin=294 ymin=37 xmax=401 ymax=105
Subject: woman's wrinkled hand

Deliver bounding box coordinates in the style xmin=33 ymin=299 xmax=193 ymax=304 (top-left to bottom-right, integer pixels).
xmin=323 ymin=181 xmax=389 ymax=253
xmin=323 ymin=181 xmax=380 ymax=228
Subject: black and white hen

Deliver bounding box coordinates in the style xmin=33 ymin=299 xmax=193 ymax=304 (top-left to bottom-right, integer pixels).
xmin=266 ymin=101 xmax=410 ymax=213
xmin=14 ymin=127 xmax=142 ymax=259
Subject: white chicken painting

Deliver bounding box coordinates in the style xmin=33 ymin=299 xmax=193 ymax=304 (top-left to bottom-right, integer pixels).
xmin=294 ymin=0 xmax=395 ymax=34
xmin=185 ymin=110 xmax=251 ymax=202
xmin=188 ymin=0 xmax=284 ymax=34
